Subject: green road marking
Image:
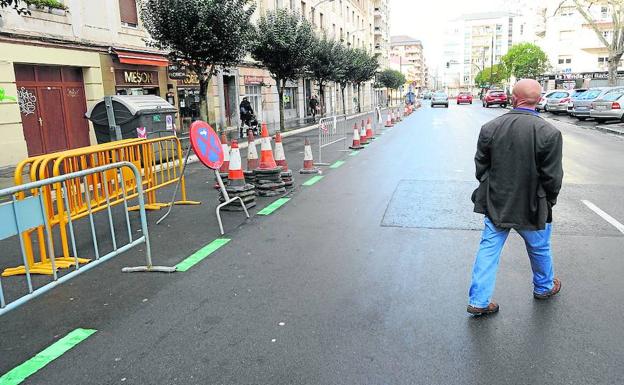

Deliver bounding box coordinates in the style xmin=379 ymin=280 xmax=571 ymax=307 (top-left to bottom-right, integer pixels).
xmin=330 ymin=160 xmax=345 ymax=169
xmin=302 ymin=175 xmax=324 ymax=186
xmin=349 ymin=151 xmax=361 ymax=156
xmin=176 ymin=238 xmax=231 ymax=272
xmin=257 ymin=198 xmax=290 ymax=215
xmin=0 ymin=328 xmax=96 ymax=385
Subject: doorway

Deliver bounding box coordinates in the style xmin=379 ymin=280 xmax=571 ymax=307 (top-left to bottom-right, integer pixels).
xmin=223 ymin=75 xmax=238 ymax=127
xmin=15 ymin=64 xmax=90 ymax=156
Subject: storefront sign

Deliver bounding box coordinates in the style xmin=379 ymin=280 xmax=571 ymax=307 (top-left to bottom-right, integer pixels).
xmin=116 ymin=70 xmax=159 ymax=86
xmin=168 ymin=63 xmax=187 ymax=80
xmin=181 ymin=72 xmax=199 ymax=85
xmin=244 ymin=76 xmax=264 ymax=85
xmin=541 ymin=71 xmax=624 ymax=82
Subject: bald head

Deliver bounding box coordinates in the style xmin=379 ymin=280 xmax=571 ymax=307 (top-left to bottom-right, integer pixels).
xmin=512 ymin=79 xmax=542 ymax=109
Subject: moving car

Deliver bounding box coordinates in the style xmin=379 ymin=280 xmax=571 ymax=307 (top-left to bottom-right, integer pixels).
xmin=571 ymin=87 xmax=612 ymax=121
xmin=422 ymin=91 xmax=432 ymax=100
xmin=590 ymin=88 xmax=624 ymax=123
xmin=545 ymin=90 xmax=573 ymax=114
xmin=431 ymin=91 xmax=449 ymax=108
xmin=482 ymin=90 xmax=508 ymax=108
xmin=457 ymin=92 xmax=473 ymax=104
xmin=566 ymin=89 xmax=588 ymax=115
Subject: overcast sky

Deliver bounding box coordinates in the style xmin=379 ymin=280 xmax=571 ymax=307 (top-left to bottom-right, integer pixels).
xmin=389 ymin=0 xmax=494 ymax=68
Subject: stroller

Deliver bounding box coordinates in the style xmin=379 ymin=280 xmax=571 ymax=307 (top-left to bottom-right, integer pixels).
xmin=240 ymin=113 xmax=259 ymax=138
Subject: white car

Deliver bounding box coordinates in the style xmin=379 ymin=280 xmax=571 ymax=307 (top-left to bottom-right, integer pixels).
xmin=537 ymin=91 xmax=556 ymax=112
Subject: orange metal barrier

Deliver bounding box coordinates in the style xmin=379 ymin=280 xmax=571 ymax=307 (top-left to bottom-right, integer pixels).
xmin=3 ymin=136 xmax=200 ymax=277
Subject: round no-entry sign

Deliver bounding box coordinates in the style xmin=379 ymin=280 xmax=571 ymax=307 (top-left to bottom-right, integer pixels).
xmin=189 ymin=121 xmax=224 ymax=170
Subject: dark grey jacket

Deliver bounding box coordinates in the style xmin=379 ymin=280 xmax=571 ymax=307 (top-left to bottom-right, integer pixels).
xmin=471 ymin=109 xmax=563 ymax=230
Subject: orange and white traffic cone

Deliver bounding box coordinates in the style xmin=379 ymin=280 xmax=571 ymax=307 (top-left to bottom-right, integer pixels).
xmin=385 ymin=112 xmax=394 ymax=127
xmin=391 ymin=110 xmax=396 ymax=124
xmin=359 ymin=120 xmax=369 ymax=145
xmin=227 ymin=140 xmax=246 ymax=188
xmin=274 ymin=131 xmax=288 ymax=171
xmin=219 ymin=132 xmax=230 ymax=174
xmin=349 ymin=122 xmax=364 ymax=150
xmin=299 ymin=138 xmax=319 ymax=174
xmin=257 ymin=122 xmax=278 ymax=170
xmin=246 ymin=129 xmax=259 ymax=171
xmin=365 ymin=117 xmax=375 ymax=140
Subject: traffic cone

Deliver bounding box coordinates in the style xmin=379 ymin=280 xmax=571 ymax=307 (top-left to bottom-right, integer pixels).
xmin=391 ymin=110 xmax=396 ymax=124
xmin=220 ymin=139 xmax=256 ymax=210
xmin=246 ymin=129 xmax=259 ymax=170
xmin=299 ymin=138 xmax=319 ymax=174
xmin=385 ymin=112 xmax=393 ymax=127
xmin=219 ymin=132 xmax=230 ymax=174
xmin=227 ymin=140 xmax=245 ymax=188
xmin=349 ymin=122 xmax=364 ymax=150
xmin=255 ymin=122 xmax=285 ymax=197
xmin=258 ymin=122 xmax=277 ymax=170
xmin=365 ymin=117 xmax=375 ymax=140
xmin=274 ymin=131 xmax=293 ymax=189
xmin=274 ymin=131 xmax=288 ymax=171
xmin=359 ymin=121 xmax=369 ymax=145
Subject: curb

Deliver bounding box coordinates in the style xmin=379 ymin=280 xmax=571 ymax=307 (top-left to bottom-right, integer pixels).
xmin=594 ymin=124 xmax=624 ymax=136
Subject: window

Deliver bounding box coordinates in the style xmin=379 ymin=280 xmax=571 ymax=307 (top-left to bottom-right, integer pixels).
xmin=119 ymin=0 xmax=138 ymax=27
xmin=559 ymin=7 xmax=574 ymax=17
xmin=244 ymin=85 xmax=261 ymax=117
xmin=283 ymin=87 xmax=298 ymax=110
xmin=352 ymin=11 xmax=355 ymax=24
xmin=520 ymin=24 xmax=524 ymax=35
xmin=319 ymin=12 xmax=323 ymax=29
xmin=558 ymin=56 xmax=572 ymax=65
xmin=602 ymin=30 xmax=613 ymax=40
xmin=332 ymin=23 xmax=336 ymax=38
xmin=301 ymin=1 xmax=306 ymax=17
xmin=601 ymin=6 xmax=609 ymax=19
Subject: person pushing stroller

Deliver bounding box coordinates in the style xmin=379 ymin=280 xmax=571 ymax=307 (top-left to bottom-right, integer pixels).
xmin=239 ymin=97 xmax=258 ymax=138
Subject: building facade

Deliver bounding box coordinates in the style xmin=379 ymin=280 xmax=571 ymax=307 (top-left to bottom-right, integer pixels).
xmin=390 ymin=35 xmax=426 ymax=93
xmin=0 ymin=0 xmax=389 ymax=169
xmin=373 ymin=0 xmax=390 ymax=68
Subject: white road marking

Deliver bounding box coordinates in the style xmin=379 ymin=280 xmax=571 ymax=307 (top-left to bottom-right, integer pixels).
xmin=581 ymin=200 xmax=624 ymax=234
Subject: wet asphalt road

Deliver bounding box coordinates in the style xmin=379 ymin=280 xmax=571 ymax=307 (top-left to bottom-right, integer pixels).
xmin=1 ymin=103 xmax=624 ymax=384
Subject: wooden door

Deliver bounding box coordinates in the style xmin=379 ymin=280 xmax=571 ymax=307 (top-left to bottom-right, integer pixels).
xmin=15 ymin=64 xmax=90 ymax=156
xmin=38 ymin=87 xmax=69 ymax=153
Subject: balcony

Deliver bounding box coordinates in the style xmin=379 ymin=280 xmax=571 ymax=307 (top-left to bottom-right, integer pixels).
xmin=374 ymin=27 xmax=383 ymax=36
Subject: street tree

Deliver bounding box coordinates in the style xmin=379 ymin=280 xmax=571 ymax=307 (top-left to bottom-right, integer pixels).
xmin=251 ymin=9 xmax=315 ymax=131
xmin=308 ymin=35 xmax=342 ymax=117
xmin=558 ymin=1 xmax=624 ymax=85
xmin=141 ymin=0 xmax=255 ymax=123
xmin=0 ymin=0 xmax=29 ymax=16
xmin=377 ymin=69 xmax=405 ymax=105
xmin=500 ymin=43 xmax=549 ymax=80
xmin=475 ymin=64 xmax=509 ymax=88
xmin=348 ymin=49 xmax=379 ymax=113
xmin=334 ymin=45 xmax=358 ymax=115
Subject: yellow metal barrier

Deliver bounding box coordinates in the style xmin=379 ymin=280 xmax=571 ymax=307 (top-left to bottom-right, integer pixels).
xmin=3 ymin=136 xmax=200 ymax=277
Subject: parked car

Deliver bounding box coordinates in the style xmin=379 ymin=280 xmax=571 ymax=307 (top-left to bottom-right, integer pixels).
xmin=537 ymin=91 xmax=555 ymax=112
xmin=482 ymin=90 xmax=508 ymax=108
xmin=571 ymin=87 xmax=612 ymax=121
xmin=545 ymin=90 xmax=573 ymax=114
xmin=590 ymin=88 xmax=624 ymax=123
xmin=422 ymin=91 xmax=432 ymax=100
xmin=431 ymin=91 xmax=449 ymax=108
xmin=457 ymin=92 xmax=473 ymax=104
xmin=566 ymin=89 xmax=588 ymax=114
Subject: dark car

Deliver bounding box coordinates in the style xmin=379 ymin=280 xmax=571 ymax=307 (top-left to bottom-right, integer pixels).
xmin=482 ymin=90 xmax=508 ymax=108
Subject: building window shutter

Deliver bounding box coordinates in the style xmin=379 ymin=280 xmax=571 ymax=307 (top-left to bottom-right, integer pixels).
xmin=119 ymin=0 xmax=138 ymax=26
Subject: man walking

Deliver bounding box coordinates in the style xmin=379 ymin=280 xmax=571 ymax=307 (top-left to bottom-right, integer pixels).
xmin=467 ymin=79 xmax=563 ymax=316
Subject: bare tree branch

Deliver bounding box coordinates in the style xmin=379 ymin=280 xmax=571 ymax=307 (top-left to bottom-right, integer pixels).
xmin=573 ymin=0 xmax=613 ymax=48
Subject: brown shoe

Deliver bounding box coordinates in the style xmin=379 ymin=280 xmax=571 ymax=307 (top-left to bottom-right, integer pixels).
xmin=467 ymin=302 xmax=499 ymax=315
xmin=533 ymin=278 xmax=561 ymax=300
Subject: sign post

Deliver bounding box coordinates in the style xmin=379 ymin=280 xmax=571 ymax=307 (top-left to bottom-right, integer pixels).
xmin=157 ymin=121 xmax=249 ymax=234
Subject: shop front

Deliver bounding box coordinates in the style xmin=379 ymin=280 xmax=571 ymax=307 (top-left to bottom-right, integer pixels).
xmin=101 ymin=49 xmax=168 ymax=98
xmin=172 ymin=69 xmax=201 ymax=134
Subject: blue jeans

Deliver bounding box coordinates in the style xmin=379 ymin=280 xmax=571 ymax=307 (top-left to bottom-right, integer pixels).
xmin=469 ymin=217 xmax=555 ymax=308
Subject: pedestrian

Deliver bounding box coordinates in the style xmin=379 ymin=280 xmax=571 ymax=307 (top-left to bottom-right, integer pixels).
xmin=309 ymin=94 xmax=319 ymax=122
xmin=467 ymin=79 xmax=564 ymax=316
xmin=239 ymin=97 xmax=254 ymax=138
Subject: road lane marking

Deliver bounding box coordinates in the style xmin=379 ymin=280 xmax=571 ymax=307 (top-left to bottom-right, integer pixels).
xmin=581 ymin=200 xmax=624 ymax=234
xmin=302 ymin=176 xmax=324 ymax=186
xmin=257 ymin=197 xmax=290 ymax=215
xmin=0 ymin=328 xmax=97 ymax=385
xmin=176 ymin=238 xmax=231 ymax=272
xmin=329 ymin=160 xmax=345 ymax=169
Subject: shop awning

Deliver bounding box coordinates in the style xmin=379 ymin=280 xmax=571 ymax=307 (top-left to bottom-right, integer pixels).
xmin=114 ymin=49 xmax=169 ymax=67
